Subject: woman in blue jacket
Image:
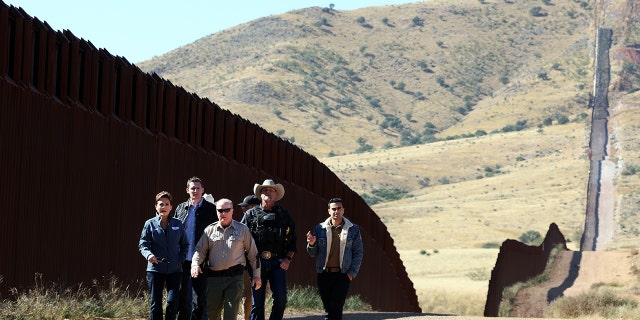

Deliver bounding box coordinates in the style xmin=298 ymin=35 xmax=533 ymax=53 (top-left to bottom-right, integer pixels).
xmin=306 ymin=198 xmax=364 ymax=320
xmin=139 ymin=191 xmax=188 ymax=320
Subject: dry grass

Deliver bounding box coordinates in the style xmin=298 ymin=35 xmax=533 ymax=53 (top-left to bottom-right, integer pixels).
xmin=400 ymin=249 xmax=498 ymax=315
xmin=0 ymin=274 xmax=149 ymax=319
xmin=545 ymin=284 xmax=640 ymax=318
xmin=325 ymin=122 xmax=589 ymax=250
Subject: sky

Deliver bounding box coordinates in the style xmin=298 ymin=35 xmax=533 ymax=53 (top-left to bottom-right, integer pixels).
xmin=4 ymin=0 xmax=417 ymax=63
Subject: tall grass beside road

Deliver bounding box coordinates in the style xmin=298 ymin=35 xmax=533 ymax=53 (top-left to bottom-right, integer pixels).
xmin=0 ymin=274 xmax=149 ymax=319
xmin=0 ymin=275 xmax=368 ymax=319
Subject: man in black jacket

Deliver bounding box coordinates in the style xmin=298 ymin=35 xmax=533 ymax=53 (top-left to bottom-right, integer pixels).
xmin=241 ymin=179 xmax=297 ymax=320
xmin=175 ymin=176 xmax=217 ymax=320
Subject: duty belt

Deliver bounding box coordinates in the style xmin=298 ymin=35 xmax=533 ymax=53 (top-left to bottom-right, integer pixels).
xmin=208 ymin=264 xmax=244 ymax=277
xmin=260 ymin=251 xmax=278 ymax=259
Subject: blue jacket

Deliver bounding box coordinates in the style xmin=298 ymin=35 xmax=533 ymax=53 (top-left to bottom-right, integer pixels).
xmin=139 ymin=216 xmax=188 ymax=274
xmin=306 ymin=217 xmax=364 ymax=279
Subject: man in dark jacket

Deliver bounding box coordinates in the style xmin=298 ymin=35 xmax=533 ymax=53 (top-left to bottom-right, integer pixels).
xmin=175 ymin=176 xmax=217 ymax=320
xmin=241 ymin=179 xmax=297 ymax=320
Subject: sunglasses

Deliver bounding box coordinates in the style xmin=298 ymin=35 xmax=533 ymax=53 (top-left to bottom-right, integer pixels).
xmin=217 ymin=208 xmax=232 ymax=213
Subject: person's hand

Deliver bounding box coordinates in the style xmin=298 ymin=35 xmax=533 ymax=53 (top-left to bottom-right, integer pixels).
xmin=252 ymin=276 xmax=262 ymax=290
xmin=348 ymin=274 xmax=353 ymax=281
xmin=191 ymin=266 xmax=202 ymax=278
xmin=306 ymin=231 xmax=316 ymax=246
xmin=148 ymin=254 xmax=158 ymax=264
xmin=279 ymin=258 xmax=291 ymax=271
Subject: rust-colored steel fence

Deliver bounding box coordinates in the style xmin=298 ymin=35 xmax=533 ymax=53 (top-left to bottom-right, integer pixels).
xmin=484 ymin=223 xmax=568 ymax=316
xmin=0 ymin=1 xmax=420 ymax=312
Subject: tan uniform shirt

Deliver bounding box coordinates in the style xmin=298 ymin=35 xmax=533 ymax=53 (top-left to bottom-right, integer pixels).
xmin=192 ymin=220 xmax=260 ymax=275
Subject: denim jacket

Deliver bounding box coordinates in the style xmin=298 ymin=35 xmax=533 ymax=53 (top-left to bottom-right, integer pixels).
xmin=306 ymin=217 xmax=364 ymax=279
xmin=139 ymin=216 xmax=188 ymax=274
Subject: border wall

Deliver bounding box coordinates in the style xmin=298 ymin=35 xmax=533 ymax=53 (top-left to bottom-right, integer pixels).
xmin=581 ymin=27 xmax=612 ymax=251
xmin=0 ymin=1 xmax=420 ymax=312
xmin=484 ymin=223 xmax=568 ymax=317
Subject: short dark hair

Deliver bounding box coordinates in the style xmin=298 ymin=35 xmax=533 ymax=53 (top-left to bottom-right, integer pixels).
xmin=155 ymin=191 xmax=173 ymax=205
xmin=187 ymin=176 xmax=203 ymax=187
xmin=328 ymin=197 xmax=343 ymax=206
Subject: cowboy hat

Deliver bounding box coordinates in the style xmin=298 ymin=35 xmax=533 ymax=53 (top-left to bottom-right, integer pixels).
xmin=254 ymin=179 xmax=285 ymax=201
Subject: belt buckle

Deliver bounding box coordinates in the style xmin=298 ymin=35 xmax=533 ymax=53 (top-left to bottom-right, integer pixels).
xmin=261 ymin=251 xmax=272 ymax=259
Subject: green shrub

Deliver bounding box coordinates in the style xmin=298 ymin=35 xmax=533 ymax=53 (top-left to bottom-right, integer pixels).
xmin=360 ymin=193 xmax=379 ymax=206
xmin=622 ymin=166 xmax=638 ymax=176
xmin=418 ymin=177 xmax=431 ymax=187
xmin=529 ymin=6 xmax=546 ymax=17
xmin=519 ymin=230 xmax=542 ymax=245
xmin=371 ymin=187 xmax=408 ymax=202
xmin=482 ymin=242 xmax=501 ymax=248
xmin=355 ymin=144 xmax=374 ymax=153
xmin=412 ymin=16 xmax=424 ymax=27
xmin=557 ymin=115 xmax=570 ymax=124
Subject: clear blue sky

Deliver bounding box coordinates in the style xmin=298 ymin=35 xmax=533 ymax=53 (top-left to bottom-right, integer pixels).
xmin=4 ymin=0 xmax=417 ymax=63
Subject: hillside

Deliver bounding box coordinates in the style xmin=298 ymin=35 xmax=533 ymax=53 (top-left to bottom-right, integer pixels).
xmin=136 ymin=0 xmax=640 ymax=315
xmin=138 ymin=0 xmax=593 ymax=158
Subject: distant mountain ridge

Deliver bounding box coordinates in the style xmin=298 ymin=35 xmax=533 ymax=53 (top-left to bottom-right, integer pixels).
xmin=138 ymin=0 xmax=592 ymax=157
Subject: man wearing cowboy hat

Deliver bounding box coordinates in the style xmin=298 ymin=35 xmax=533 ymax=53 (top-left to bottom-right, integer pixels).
xmin=241 ymin=179 xmax=297 ymax=320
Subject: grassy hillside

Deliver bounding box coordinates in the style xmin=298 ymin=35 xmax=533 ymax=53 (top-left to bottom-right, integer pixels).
xmin=323 ymin=122 xmax=590 ymax=249
xmin=139 ymin=0 xmax=593 ymax=157
xmin=137 ymin=0 xmax=640 ymax=315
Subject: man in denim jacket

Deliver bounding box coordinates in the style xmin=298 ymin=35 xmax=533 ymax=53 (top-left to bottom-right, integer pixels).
xmin=306 ymin=198 xmax=364 ymax=320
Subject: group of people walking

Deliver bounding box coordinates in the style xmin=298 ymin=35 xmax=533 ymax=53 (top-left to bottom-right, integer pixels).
xmin=138 ymin=176 xmax=364 ymax=320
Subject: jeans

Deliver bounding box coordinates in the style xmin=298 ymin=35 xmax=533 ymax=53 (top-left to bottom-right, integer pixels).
xmin=250 ymin=257 xmax=287 ymax=320
xmin=147 ymin=271 xmax=181 ymax=320
xmin=178 ymin=261 xmax=209 ymax=320
xmin=317 ymin=272 xmax=351 ymax=320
